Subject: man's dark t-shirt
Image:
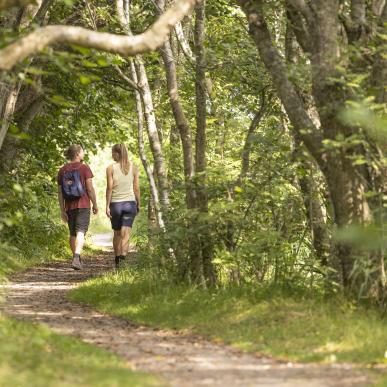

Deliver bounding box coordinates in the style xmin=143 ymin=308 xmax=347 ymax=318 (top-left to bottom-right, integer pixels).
xmin=57 ymin=162 xmax=93 ymax=211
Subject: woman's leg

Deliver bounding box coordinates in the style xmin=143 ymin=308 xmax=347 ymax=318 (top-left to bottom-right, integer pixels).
xmin=113 ymin=230 xmax=122 ymax=256
xmin=120 ymin=226 xmax=131 ymax=256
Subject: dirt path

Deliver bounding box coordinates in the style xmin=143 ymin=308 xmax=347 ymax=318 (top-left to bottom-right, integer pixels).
xmin=0 ymin=238 xmax=379 ymax=386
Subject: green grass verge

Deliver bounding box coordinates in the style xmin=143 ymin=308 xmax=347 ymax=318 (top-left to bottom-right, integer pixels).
xmin=71 ymin=269 xmax=387 ymax=365
xmin=0 ymin=241 xmax=101 ymax=283
xmin=0 ymin=315 xmax=160 ymax=387
xmin=0 ymin=243 xmax=68 ymax=282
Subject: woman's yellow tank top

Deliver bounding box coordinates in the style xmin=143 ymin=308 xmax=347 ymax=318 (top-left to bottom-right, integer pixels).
xmin=111 ymin=162 xmax=136 ymax=203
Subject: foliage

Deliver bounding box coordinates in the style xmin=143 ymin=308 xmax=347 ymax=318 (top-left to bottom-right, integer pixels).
xmin=0 ymin=315 xmax=159 ymax=386
xmin=0 ymin=169 xmax=69 ymax=274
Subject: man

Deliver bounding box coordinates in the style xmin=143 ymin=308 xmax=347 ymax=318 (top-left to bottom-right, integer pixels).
xmin=57 ymin=144 xmax=98 ymax=270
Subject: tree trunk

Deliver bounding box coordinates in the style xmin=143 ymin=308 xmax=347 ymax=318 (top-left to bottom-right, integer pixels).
xmin=130 ymin=60 xmax=166 ymax=231
xmin=134 ymin=58 xmax=170 ymax=210
xmin=0 ymin=93 xmax=44 ymax=172
xmin=284 ymin=19 xmax=331 ymax=267
xmin=296 ymin=149 xmax=330 ymax=266
xmin=0 ymin=82 xmax=21 ymax=150
xmin=193 ymin=0 xmax=215 ymax=286
xmin=157 ymin=26 xmax=196 ymax=207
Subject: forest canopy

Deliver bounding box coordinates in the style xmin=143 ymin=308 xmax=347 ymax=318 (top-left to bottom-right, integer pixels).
xmin=0 ymin=0 xmax=386 ymax=304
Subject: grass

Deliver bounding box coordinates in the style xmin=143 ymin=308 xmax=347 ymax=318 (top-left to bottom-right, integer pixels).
xmin=0 ymin=241 xmax=100 ymax=284
xmin=0 ymin=243 xmax=68 ymax=283
xmin=71 ymin=269 xmax=387 ymax=366
xmin=0 ymin=315 xmax=160 ymax=387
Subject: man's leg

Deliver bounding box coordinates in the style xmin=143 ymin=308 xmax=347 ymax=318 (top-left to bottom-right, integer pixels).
xmin=69 ymin=236 xmax=76 ymax=254
xmin=67 ymin=210 xmax=76 ymax=255
xmin=71 ymin=231 xmax=84 ymax=270
xmin=72 ymin=209 xmax=90 ymax=270
xmin=74 ymin=231 xmax=85 ymax=255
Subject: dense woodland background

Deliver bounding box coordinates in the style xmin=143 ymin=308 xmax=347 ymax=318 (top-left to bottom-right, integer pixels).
xmin=0 ymin=0 xmax=386 ymax=305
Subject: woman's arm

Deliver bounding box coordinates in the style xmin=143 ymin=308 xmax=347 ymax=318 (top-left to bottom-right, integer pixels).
xmin=133 ymin=164 xmax=141 ymax=212
xmin=106 ymin=165 xmax=113 ymax=218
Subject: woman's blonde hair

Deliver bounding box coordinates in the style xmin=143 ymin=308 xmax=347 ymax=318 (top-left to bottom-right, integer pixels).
xmin=112 ymin=143 xmax=130 ymax=175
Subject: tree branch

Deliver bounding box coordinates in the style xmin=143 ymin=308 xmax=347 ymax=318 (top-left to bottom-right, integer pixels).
xmin=286 ymin=5 xmax=312 ymax=53
xmin=340 ymin=0 xmax=369 ymax=42
xmin=351 ymin=0 xmax=366 ymax=24
xmin=33 ymin=0 xmax=53 ymax=25
xmin=238 ymin=0 xmax=325 ymax=169
xmin=239 ymin=89 xmax=267 ymax=181
xmin=174 ymin=21 xmax=195 ymax=62
xmin=0 ymin=0 xmax=201 ymax=70
xmin=287 ymin=0 xmax=314 ymax=26
xmin=114 ymin=64 xmax=141 ymax=92
xmin=371 ymin=0 xmax=385 ymax=16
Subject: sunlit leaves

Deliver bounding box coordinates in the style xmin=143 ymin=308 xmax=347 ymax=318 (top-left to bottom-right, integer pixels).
xmin=340 ymin=102 xmax=387 ymax=147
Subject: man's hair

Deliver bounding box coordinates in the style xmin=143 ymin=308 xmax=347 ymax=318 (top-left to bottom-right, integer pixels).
xmin=64 ymin=144 xmax=82 ymax=161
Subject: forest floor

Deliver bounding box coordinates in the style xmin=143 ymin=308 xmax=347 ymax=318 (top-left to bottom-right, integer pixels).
xmin=0 ymin=233 xmax=384 ymax=387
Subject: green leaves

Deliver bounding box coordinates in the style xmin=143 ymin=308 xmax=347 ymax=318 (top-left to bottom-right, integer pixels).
xmin=340 ymin=102 xmax=387 ymax=147
xmin=48 ymin=95 xmax=75 ymax=108
xmin=79 ymin=74 xmax=101 ymax=85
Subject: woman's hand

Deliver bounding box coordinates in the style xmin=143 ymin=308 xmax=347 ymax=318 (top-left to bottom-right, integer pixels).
xmin=106 ymin=208 xmax=112 ymax=218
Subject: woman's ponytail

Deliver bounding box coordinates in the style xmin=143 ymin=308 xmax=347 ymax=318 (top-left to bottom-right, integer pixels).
xmin=112 ymin=143 xmax=130 ymax=175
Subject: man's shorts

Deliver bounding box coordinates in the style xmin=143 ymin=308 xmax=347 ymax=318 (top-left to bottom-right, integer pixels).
xmin=67 ymin=208 xmax=91 ymax=237
xmin=110 ymin=201 xmax=137 ymax=230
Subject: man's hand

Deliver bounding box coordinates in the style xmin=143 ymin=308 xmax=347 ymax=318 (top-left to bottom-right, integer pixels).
xmin=136 ymin=203 xmax=140 ymax=213
xmin=92 ymin=205 xmax=99 ymax=215
xmin=61 ymin=210 xmax=68 ymax=223
xmin=106 ymin=208 xmax=112 ymax=218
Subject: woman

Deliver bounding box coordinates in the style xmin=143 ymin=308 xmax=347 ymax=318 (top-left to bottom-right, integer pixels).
xmin=106 ymin=144 xmax=140 ymax=268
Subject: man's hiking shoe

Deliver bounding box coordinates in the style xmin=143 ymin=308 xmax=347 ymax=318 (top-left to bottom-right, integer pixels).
xmin=115 ymin=256 xmax=120 ymax=269
xmin=119 ymin=255 xmax=126 ymax=261
xmin=72 ymin=256 xmax=82 ymax=270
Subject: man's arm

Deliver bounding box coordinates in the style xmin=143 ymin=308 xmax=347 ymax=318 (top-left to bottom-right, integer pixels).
xmin=57 ymin=185 xmax=68 ymax=222
xmin=85 ymin=178 xmax=98 ymax=214
xmin=105 ymin=165 xmax=113 ymax=218
xmin=133 ymin=165 xmax=140 ymax=212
